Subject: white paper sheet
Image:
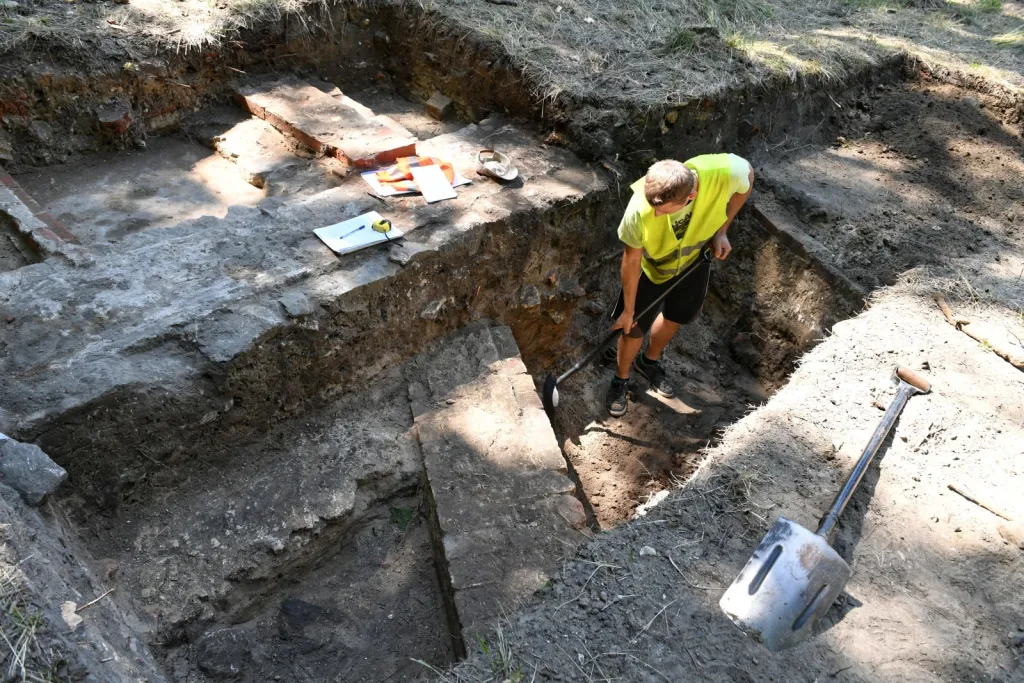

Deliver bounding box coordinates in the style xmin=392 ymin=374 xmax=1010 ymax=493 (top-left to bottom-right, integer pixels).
xmin=411 ymin=164 xmax=458 ymax=203
xmin=313 ymin=211 xmax=404 ymax=256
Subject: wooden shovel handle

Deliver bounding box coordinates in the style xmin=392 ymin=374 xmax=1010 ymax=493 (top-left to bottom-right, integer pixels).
xmin=896 ymin=367 xmax=930 ymax=393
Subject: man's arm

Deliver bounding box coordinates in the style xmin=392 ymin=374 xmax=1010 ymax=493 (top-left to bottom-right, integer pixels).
xmin=711 ymin=166 xmax=754 ymax=260
xmin=613 ymin=246 xmax=643 ymax=332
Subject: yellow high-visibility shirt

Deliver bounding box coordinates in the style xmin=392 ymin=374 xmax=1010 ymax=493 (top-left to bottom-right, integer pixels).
xmin=618 ymin=153 xmax=751 ymax=283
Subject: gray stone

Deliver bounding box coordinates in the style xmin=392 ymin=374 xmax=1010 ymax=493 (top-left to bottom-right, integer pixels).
xmin=411 ymin=325 xmax=586 ymax=642
xmin=194 ymin=627 xmax=251 ymax=679
xmin=387 ymin=241 xmax=432 ymax=267
xmin=212 ymin=117 xmax=308 ymax=191
xmin=518 ymin=284 xmax=541 ymax=309
xmin=0 ymin=439 xmax=67 ymax=506
xmin=278 ymin=291 xmax=315 ymax=318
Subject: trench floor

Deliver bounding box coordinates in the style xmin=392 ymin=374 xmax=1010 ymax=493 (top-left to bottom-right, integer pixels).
xmin=65 ymin=368 xmax=453 ymax=682
xmin=165 ymin=496 xmax=454 ymax=683
xmin=16 ymin=137 xmax=266 ymax=246
xmin=547 ymin=323 xmax=767 ymax=529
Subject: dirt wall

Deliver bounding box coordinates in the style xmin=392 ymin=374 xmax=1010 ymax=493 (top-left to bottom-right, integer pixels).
xmin=0 ymin=9 xmax=387 ymax=169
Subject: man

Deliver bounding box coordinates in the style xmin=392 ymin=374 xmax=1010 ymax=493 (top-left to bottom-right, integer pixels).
xmin=606 ymin=154 xmax=753 ymax=416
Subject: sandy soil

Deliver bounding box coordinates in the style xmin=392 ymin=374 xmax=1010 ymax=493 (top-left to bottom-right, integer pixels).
xmin=452 ymin=75 xmax=1024 ymax=682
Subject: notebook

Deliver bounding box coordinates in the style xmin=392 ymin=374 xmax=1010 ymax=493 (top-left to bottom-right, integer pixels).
xmin=313 ymin=211 xmax=404 ymax=256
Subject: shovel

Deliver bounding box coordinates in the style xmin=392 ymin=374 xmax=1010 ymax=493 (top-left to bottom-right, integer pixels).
xmin=719 ymin=366 xmax=931 ymax=651
xmin=541 ymin=247 xmax=712 ymax=413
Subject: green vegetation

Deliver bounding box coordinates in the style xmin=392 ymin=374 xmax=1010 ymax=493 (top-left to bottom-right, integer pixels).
xmin=388 ymin=506 xmax=414 ymax=531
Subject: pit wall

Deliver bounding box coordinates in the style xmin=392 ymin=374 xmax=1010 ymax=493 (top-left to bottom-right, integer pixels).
xmin=0 ymin=480 xmax=169 ymax=682
xmin=0 ymin=7 xmax=386 ymax=169
xmin=35 ymin=193 xmax=618 ymax=519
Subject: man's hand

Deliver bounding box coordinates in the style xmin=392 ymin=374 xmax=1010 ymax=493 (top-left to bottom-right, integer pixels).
xmin=711 ymin=231 xmax=732 ymax=261
xmin=612 ymin=309 xmax=635 ymax=334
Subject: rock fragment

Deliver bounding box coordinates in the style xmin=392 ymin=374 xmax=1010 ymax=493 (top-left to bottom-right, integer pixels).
xmin=0 ymin=438 xmax=67 ymax=506
xmin=194 ymin=627 xmax=252 ymax=679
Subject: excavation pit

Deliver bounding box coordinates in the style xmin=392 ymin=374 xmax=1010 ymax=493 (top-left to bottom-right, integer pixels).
xmin=2 ymin=4 xmax=1021 ymax=678
xmin=0 ymin=58 xmax=864 ymax=683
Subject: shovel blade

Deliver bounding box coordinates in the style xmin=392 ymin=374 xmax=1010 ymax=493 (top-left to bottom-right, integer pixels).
xmin=719 ymin=517 xmax=852 ymax=652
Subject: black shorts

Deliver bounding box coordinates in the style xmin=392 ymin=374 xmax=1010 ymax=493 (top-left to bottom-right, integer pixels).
xmin=610 ymin=259 xmax=711 ymax=338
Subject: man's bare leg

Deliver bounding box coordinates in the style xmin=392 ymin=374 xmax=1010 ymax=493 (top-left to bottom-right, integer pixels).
xmin=644 ymin=314 xmax=681 ymax=361
xmin=616 ymin=332 xmax=644 ymax=379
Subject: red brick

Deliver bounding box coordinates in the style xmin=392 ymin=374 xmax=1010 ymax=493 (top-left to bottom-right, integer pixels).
xmin=35 ymin=213 xmax=80 ymax=244
xmin=0 ymin=163 xmax=81 ymax=245
xmin=234 ymin=81 xmax=416 ymax=167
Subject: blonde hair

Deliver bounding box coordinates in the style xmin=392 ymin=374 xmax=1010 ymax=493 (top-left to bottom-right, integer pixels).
xmin=644 ymin=160 xmax=694 ymax=207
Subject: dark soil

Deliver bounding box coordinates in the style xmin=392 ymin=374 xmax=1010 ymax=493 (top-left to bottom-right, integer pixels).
xmin=166 ymin=500 xmax=454 ymax=683
xmin=0 ymin=212 xmax=39 ymax=271
xmin=548 ymin=299 xmax=764 ymax=529
xmin=760 ymin=81 xmax=1024 ymax=290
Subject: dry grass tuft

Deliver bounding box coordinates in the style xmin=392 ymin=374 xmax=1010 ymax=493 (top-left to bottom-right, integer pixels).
xmin=2 ymin=0 xmax=1022 ymax=106
xmin=0 ymin=531 xmax=60 ymax=683
xmin=424 ymin=0 xmax=1024 ymax=112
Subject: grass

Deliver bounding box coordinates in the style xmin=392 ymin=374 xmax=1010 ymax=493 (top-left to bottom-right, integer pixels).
xmin=0 ymin=0 xmax=1022 ymax=109
xmin=425 ymin=0 xmax=1024 ymax=115
xmin=0 ymin=533 xmax=63 ymax=683
xmin=993 ymin=27 xmax=1024 ymax=49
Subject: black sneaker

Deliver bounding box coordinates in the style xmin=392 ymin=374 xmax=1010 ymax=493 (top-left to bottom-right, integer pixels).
xmin=633 ymin=354 xmax=675 ymax=398
xmin=601 ymin=344 xmax=618 ymax=365
xmin=605 ymin=376 xmax=629 ymax=417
